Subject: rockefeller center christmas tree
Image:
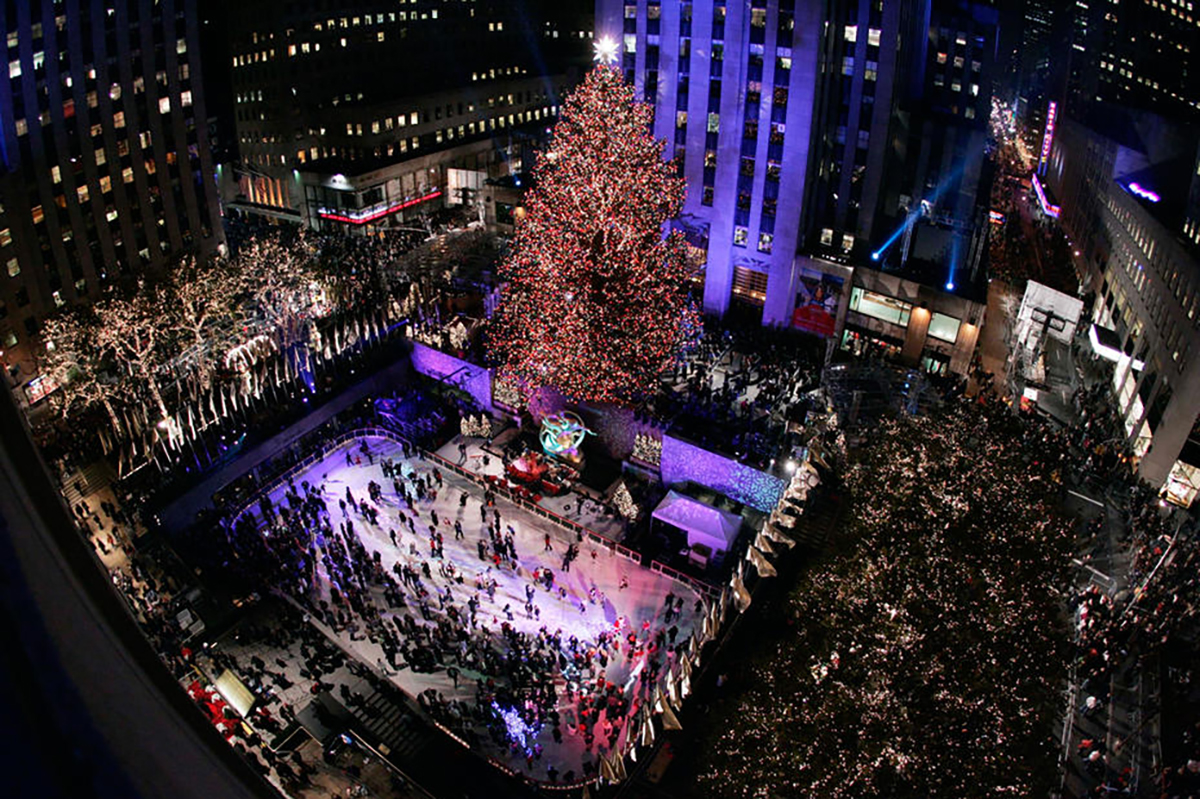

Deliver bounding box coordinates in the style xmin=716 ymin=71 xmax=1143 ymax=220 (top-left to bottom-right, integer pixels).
xmin=488 ymin=65 xmax=699 ymax=405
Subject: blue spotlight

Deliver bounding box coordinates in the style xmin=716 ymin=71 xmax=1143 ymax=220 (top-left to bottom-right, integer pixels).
xmin=873 ymin=155 xmax=975 ymax=267
xmin=945 ymin=282 xmax=955 ymax=291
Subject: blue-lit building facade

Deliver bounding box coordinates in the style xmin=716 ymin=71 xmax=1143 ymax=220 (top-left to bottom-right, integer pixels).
xmin=595 ymin=0 xmax=825 ymax=325
xmin=596 ymin=0 xmax=996 ymax=377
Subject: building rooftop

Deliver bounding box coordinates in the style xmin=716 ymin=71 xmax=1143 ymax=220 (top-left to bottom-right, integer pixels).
xmin=1114 ymin=157 xmax=1195 ymax=238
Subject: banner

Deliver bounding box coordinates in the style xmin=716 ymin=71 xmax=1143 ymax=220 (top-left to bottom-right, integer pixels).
xmin=792 ymin=265 xmax=844 ymax=337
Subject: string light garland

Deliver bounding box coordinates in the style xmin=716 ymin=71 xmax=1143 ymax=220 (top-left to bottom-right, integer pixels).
xmin=488 ymin=65 xmax=700 ymax=406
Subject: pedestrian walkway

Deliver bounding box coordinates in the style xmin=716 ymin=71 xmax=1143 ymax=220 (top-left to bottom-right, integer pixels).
xmin=195 ymin=603 xmax=436 ymax=798
xmin=976 ymin=279 xmax=1017 ymax=399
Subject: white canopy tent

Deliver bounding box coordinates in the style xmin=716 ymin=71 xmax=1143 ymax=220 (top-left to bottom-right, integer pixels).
xmin=651 ymin=491 xmax=742 ymax=556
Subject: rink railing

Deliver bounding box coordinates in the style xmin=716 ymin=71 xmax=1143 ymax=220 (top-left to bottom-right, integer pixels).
xmin=229 ymin=424 xmax=718 ymax=599
xmin=225 ymin=424 xmax=716 ymax=792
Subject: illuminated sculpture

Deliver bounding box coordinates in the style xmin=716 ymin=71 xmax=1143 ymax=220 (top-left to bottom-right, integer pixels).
xmin=540 ymin=411 xmax=592 ymax=463
xmin=491 ymin=702 xmax=541 ymax=755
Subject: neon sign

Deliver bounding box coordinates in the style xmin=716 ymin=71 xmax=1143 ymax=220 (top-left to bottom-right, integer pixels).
xmin=1038 ymin=101 xmax=1057 ymax=175
xmin=1127 ymin=182 xmax=1161 ymax=203
xmin=317 ymin=189 xmax=443 ymax=225
xmin=1032 ymin=173 xmax=1060 ymax=218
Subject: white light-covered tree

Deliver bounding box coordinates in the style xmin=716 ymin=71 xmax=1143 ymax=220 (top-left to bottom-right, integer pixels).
xmin=242 ymin=234 xmax=325 ymax=348
xmin=94 ymin=284 xmax=172 ymax=422
xmin=169 ymin=255 xmax=245 ymax=392
xmin=39 ymin=307 xmax=127 ymax=434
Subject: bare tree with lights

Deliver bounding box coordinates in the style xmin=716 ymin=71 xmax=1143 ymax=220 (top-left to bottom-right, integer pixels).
xmin=39 ymin=307 xmax=127 ymax=435
xmin=94 ymin=284 xmax=173 ymax=422
xmin=169 ymin=255 xmax=246 ymax=393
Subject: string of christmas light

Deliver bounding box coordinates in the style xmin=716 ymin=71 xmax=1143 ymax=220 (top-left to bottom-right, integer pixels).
xmin=35 ymin=229 xmax=405 ymax=467
xmin=488 ymin=65 xmax=700 ymax=406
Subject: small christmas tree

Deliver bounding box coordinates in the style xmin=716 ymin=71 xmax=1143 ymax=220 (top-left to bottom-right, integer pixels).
xmin=489 ymin=66 xmax=699 ymax=405
xmin=613 ymin=481 xmax=639 ymax=520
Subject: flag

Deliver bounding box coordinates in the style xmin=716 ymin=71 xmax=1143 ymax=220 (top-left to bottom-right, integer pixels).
xmin=754 ymin=530 xmax=776 ymax=555
xmin=600 ymin=755 xmax=617 ymax=783
xmin=666 ymin=671 xmax=680 ymax=707
xmin=764 ymin=524 xmax=797 ymax=549
xmin=615 ymin=750 xmax=628 ymax=779
xmin=748 ymin=546 xmax=777 ymax=578
xmin=731 ymin=569 xmax=752 ymax=613
xmin=661 ymin=702 xmax=682 ymax=731
xmin=640 ymin=712 xmax=655 ymax=747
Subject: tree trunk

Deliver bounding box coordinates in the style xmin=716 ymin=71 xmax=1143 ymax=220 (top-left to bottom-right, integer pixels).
xmin=102 ymin=398 xmax=120 ymax=436
xmin=141 ymin=363 xmax=168 ymax=420
xmin=194 ymin=329 xmax=212 ymax=391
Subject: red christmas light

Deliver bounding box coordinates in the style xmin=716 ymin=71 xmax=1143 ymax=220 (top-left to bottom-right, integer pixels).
xmin=489 ymin=66 xmax=700 ymax=405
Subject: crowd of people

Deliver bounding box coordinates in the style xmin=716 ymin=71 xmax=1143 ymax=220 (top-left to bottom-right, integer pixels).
xmin=65 ymin=483 xmax=372 ymax=796
xmin=654 ymin=324 xmax=826 ymax=469
xmin=220 ymin=434 xmax=700 ymax=784
xmin=44 ymin=219 xmax=1200 ymax=799
xmin=192 ymin=606 xmax=350 ymax=791
xmin=964 ymin=342 xmax=1199 ymax=797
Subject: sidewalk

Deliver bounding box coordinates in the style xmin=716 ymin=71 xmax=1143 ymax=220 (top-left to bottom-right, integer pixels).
xmin=192 ymin=604 xmax=434 ymax=799
xmin=1060 ymin=488 xmax=1154 ymax=798
xmin=976 ymin=279 xmax=1017 ymax=398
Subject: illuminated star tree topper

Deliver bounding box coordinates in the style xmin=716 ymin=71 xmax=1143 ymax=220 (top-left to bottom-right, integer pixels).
xmin=488 ymin=65 xmax=700 ymax=405
xmin=593 ymin=35 xmax=619 ymax=65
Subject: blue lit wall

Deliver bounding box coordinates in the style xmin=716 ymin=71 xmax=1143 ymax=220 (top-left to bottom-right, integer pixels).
xmin=660 ymin=434 xmax=785 ymax=512
xmin=409 ymin=342 xmax=494 ymax=413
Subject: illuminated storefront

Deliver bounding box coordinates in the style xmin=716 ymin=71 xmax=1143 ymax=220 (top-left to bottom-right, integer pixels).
xmin=1164 ymin=459 xmax=1200 ymax=508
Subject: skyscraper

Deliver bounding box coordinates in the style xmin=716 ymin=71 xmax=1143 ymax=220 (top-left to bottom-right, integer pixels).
xmin=1014 ymin=0 xmax=1056 ymax=156
xmin=1053 ymin=0 xmax=1200 ymax=124
xmin=224 ymin=1 xmax=591 ymax=232
xmin=1046 ymin=106 xmax=1200 ymax=502
xmin=597 ymin=0 xmax=995 ymax=367
xmin=0 ymin=0 xmax=222 ymax=391
xmin=596 ymin=0 xmax=825 ymax=324
xmin=804 ymin=0 xmax=929 ymax=264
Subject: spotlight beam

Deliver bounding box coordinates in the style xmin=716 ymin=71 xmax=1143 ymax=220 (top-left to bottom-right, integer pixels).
xmin=869 ymin=156 xmax=974 ymax=266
